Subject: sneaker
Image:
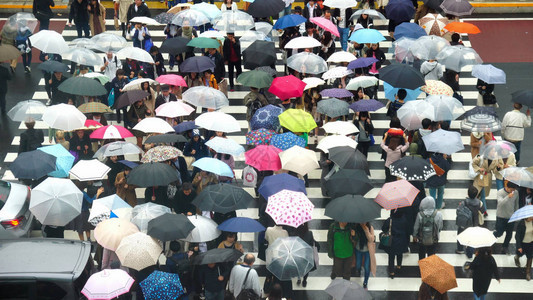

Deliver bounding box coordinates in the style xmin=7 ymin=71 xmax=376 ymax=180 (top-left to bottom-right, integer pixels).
xmin=302 ymin=280 xmax=307 ymax=287
xmin=169 ymin=66 xmax=174 ymax=70
xmin=25 ymin=66 xmax=31 ymax=73
xmin=515 ymin=256 xmax=521 ymax=267
xmin=464 ymin=262 xmax=471 ymax=270
xmin=296 ymin=279 xmax=301 ymax=285
xmin=330 ymin=273 xmax=336 ymax=280
xmin=230 ymin=88 xmax=235 ymax=92
xmin=455 ymin=250 xmax=465 ymax=254
xmin=363 ymin=283 xmax=367 ymax=289
xmin=441 ymin=202 xmax=446 ymax=209
xmin=46 ymin=99 xmax=52 ymax=106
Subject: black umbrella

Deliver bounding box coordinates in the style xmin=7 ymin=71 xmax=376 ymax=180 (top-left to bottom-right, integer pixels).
xmin=193 ymin=248 xmax=243 ymax=265
xmin=126 ymin=162 xmax=179 ymax=187
xmin=379 ymin=63 xmax=426 ymax=90
xmin=38 ymin=60 xmax=69 ymax=73
xmin=145 ymin=134 xmax=188 ymax=144
xmin=160 ymin=37 xmax=192 ymax=55
xmin=325 ymin=195 xmax=382 ymax=223
xmin=180 ymin=56 xmax=216 ymax=73
xmin=512 ymin=89 xmax=533 ymax=107
xmin=147 ymin=213 xmax=196 ymax=241
xmin=192 ymin=183 xmax=255 ymax=214
xmin=11 ymin=150 xmax=56 ymax=179
xmin=463 ymin=106 xmax=498 ymax=118
xmin=328 ymin=147 xmax=370 ymax=175
xmin=326 ymin=169 xmax=373 ymax=198
xmin=58 ymin=76 xmax=107 ymax=96
xmin=248 ymin=0 xmax=285 ymax=18
xmin=154 ymin=12 xmax=174 ymax=24
xmin=389 ymin=156 xmax=437 ymax=181
xmin=243 ymin=40 xmax=276 ymax=70
xmin=116 ymin=90 xmax=150 ymax=109
xmin=422 ymin=0 xmax=445 ymax=12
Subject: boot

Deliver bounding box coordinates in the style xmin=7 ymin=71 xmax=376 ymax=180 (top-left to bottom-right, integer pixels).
xmin=515 ymin=255 xmax=521 ymax=267
xmin=526 ymin=258 xmax=532 ymax=281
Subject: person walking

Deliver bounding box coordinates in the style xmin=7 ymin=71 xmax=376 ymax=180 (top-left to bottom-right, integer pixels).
xmin=476 ymin=79 xmax=496 ymax=108
xmin=380 ymin=132 xmax=409 ymax=182
xmin=514 ymin=216 xmax=533 ymax=280
xmin=501 ymin=103 xmax=531 ymax=164
xmin=228 ymin=254 xmax=261 ymax=299
xmin=114 ymin=0 xmax=131 ymax=37
xmin=494 ymin=181 xmax=519 ymax=254
xmin=355 ymin=111 xmax=374 ymax=157
xmin=0 ymin=64 xmax=12 ymax=114
xmin=223 ymin=32 xmax=242 ymax=92
xmin=426 ymin=152 xmax=451 ymax=209
xmin=88 ymin=0 xmax=106 ymax=36
xmin=205 ymin=48 xmax=225 ymax=87
xmin=420 ymin=59 xmax=443 ymax=81
xmin=289 ymin=223 xmax=318 ymax=288
xmin=200 ymin=263 xmax=229 ymax=300
xmin=110 ymin=69 xmax=129 ymax=124
xmin=327 ymin=221 xmax=355 ymax=280
xmin=100 ymin=52 xmax=121 ymax=82
xmin=353 ymin=222 xmax=376 ymax=289
xmin=33 ymin=0 xmax=55 ymax=31
xmin=413 ymin=196 xmax=443 ymax=260
xmin=332 ymin=7 xmax=353 ymax=51
xmin=115 ymin=165 xmax=137 ymax=207
xmin=127 ymin=0 xmax=151 ymax=32
xmin=468 ymin=247 xmax=500 ymax=300
xmin=18 ymin=118 xmax=44 ymax=153
xmin=472 ymin=155 xmax=503 ymax=214
xmin=456 ymin=186 xmax=486 ymax=258
xmin=381 ymin=209 xmax=409 ymax=278
xmin=15 ymin=20 xmax=33 ymax=74
xmin=1 ymin=20 xmax=18 ymax=73
xmin=68 ymin=0 xmax=90 ymax=38
xmin=470 ymin=132 xmax=492 ymax=159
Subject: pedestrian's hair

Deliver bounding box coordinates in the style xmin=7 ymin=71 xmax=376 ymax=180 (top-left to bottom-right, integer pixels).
xmin=243 ymin=253 xmax=255 ymax=265
xmin=293 ymin=6 xmax=302 ymax=14
xmin=24 ymin=117 xmax=35 ymax=129
xmin=506 ymin=181 xmax=519 ymax=189
xmin=451 ymin=33 xmax=460 ymax=43
xmin=55 ymin=130 xmax=65 ymax=141
xmin=388 ymin=136 xmax=401 ymax=151
xmin=169 ymin=241 xmax=181 ymax=252
xmin=421 ymin=118 xmax=432 ymax=129
xmin=440 ymin=121 xmax=450 ymax=131
xmin=116 ymin=69 xmax=125 ymax=77
xmin=358 ymin=111 xmax=369 ymax=119
xmin=514 ymin=103 xmax=523 ymax=110
xmin=468 ymin=185 xmax=479 ymax=199
xmin=389 ymin=117 xmax=401 ymax=128
xmin=182 ymin=182 xmax=193 ymax=191
xmin=149 ymin=45 xmax=159 ymax=53
xmin=476 ymin=247 xmax=492 ymax=257
xmin=268 ymin=284 xmax=283 ymax=300
xmin=397 ymin=89 xmax=407 ymax=100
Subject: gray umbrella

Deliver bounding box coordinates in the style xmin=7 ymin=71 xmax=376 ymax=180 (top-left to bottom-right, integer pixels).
xmin=325 ymin=279 xmax=372 ymax=300
xmin=317 ymin=98 xmax=350 ymax=118
xmin=409 ymin=35 xmax=450 ymax=60
xmin=180 ymin=56 xmax=216 ymax=73
xmin=460 ymin=114 xmax=501 ymax=133
xmin=422 ymin=129 xmax=465 ymax=155
xmin=145 ymin=134 xmax=188 ymax=144
xmin=325 ymin=195 xmax=381 ymax=223
xmin=325 ymin=169 xmax=373 ymax=198
xmin=329 ymin=147 xmax=370 ymax=175
xmin=439 ymin=0 xmax=474 ymax=16
xmin=192 ymin=183 xmax=254 ymax=214
xmin=58 ymin=77 xmax=107 ymax=96
xmin=287 ymin=52 xmax=328 ymax=75
xmin=435 ymin=45 xmax=482 ymax=72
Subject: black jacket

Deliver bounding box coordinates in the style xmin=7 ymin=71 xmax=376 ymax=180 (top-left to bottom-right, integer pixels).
xmin=49 ymin=75 xmax=68 ymax=104
xmin=18 ymin=128 xmax=44 ymax=154
xmin=332 ymin=8 xmax=354 ymax=28
xmin=127 ymin=2 xmax=151 ymax=22
xmin=223 ymin=38 xmax=241 ymax=63
xmin=33 ymin=0 xmax=54 ymax=20
xmin=303 ymin=5 xmax=322 ymax=19
xmin=206 ymin=51 xmax=225 ymax=84
xmin=144 ymin=186 xmax=169 ymax=208
xmin=172 ymin=188 xmax=196 ymax=215
xmin=365 ymin=48 xmax=386 ymax=70
xmin=69 ymin=0 xmax=89 ymax=24
xmin=470 ymin=255 xmax=500 ymax=297
xmin=154 ymin=93 xmax=178 ymax=110
xmin=515 ymin=219 xmax=532 ymax=249
xmin=200 ymin=264 xmax=229 ymax=293
xmin=0 ymin=65 xmax=12 ymax=92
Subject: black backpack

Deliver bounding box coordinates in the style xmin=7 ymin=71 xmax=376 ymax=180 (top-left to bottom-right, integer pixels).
xmin=249 ymin=99 xmax=263 ymax=119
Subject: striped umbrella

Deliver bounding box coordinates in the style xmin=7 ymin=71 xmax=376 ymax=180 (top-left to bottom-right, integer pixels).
xmin=509 ymin=205 xmax=533 ymax=223
xmin=374 ymin=180 xmax=420 ymax=210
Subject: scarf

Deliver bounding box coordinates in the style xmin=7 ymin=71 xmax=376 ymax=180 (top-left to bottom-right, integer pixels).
xmin=182 ymin=27 xmax=193 ymax=39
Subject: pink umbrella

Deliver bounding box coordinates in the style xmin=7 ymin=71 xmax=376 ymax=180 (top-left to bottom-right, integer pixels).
xmin=156 ymin=74 xmax=188 ymax=87
xmin=155 ymin=100 xmax=195 ymax=118
xmin=374 ymin=180 xmax=420 ymax=210
xmin=78 ymin=119 xmax=103 ymax=130
xmin=90 ymin=125 xmax=134 ymax=139
xmin=310 ymin=17 xmax=340 ymax=37
xmin=82 ymin=269 xmax=134 ymax=300
xmin=245 ymin=145 xmax=282 ymax=171
xmin=268 ymin=75 xmax=306 ymax=101
xmin=266 ymin=189 xmax=314 ymax=228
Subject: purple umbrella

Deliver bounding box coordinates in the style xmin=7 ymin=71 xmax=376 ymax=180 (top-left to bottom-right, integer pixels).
xmin=349 ymin=99 xmax=385 ymax=112
xmin=180 ymin=56 xmax=215 ymax=73
xmin=173 ymin=121 xmax=198 ymax=133
xmin=347 ymin=57 xmax=379 ymax=70
xmin=320 ymin=88 xmax=353 ymax=98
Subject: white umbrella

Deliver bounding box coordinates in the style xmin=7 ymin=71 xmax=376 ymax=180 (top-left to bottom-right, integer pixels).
xmin=397 ymin=100 xmax=436 ymax=130
xmin=182 ymin=215 xmax=221 ymax=243
xmin=435 ymin=45 xmax=483 ymax=72
xmin=7 ymin=100 xmax=46 ymax=122
xmin=322 ymin=66 xmax=353 ymax=80
xmin=323 ymin=0 xmax=358 ymax=9
xmin=425 ymin=94 xmax=464 ymax=121
xmin=172 ymin=9 xmax=211 ymax=26
xmin=327 ymin=51 xmax=357 ymax=63
xmin=82 ymin=269 xmax=134 ymax=300
xmin=255 ymin=22 xmax=274 ymax=36
xmin=279 ymin=146 xmax=320 ymax=175
xmin=93 ymin=141 xmax=143 ymax=159
xmin=191 ymin=2 xmax=222 ymax=21
xmin=94 ymin=218 xmax=140 ymax=251
xmin=43 ymin=103 xmax=87 ymax=131
xmin=457 ymin=226 xmax=497 ymax=248
xmin=122 ymin=78 xmax=158 ymax=92
xmin=29 ymin=30 xmax=68 ymax=54
xmin=132 ymin=117 xmax=175 ymax=134
xmin=155 ymin=101 xmax=195 ymax=118
xmin=287 ymin=52 xmax=328 ymax=75
xmin=195 ymin=111 xmax=241 ymax=133
xmin=302 ymin=77 xmax=325 ymax=90
xmin=349 ymin=8 xmax=387 ymax=20
xmin=130 ymin=16 xmax=161 ymax=26
xmin=116 ymin=232 xmax=163 ymax=271
xmin=471 ymin=64 xmax=506 ymax=84
xmin=30 ymin=178 xmax=83 ymax=226
xmin=181 ymin=86 xmax=229 ymax=109
xmin=131 ymin=202 xmax=171 ymax=232
xmin=422 ymin=129 xmax=465 ymax=155
xmin=69 ymin=38 xmax=95 ymax=49
xmin=91 ymin=32 xmax=128 ymax=52
xmin=116 ymin=47 xmax=154 ymax=64
xmin=393 ymin=37 xmax=416 ymax=63
xmin=322 ymin=121 xmax=360 ymax=135
xmin=205 ymin=137 xmax=245 ymax=156
xmin=317 ymin=135 xmax=358 ymax=153
xmin=62 ymin=47 xmax=102 ymax=67
xmin=345 ymin=76 xmax=379 ymax=90
xmin=284 ymin=36 xmax=321 ymax=49
xmin=199 ymin=30 xmax=225 ymax=41
xmin=69 ymin=159 xmax=111 ymax=181
xmin=214 ymin=10 xmax=255 ymax=32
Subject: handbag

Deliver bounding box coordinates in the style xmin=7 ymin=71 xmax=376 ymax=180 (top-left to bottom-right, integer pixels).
xmin=468 ymin=156 xmax=480 ymax=179
xmin=369 ymin=134 xmax=375 ymax=146
xmin=107 ymin=89 xmax=115 ymax=108
xmin=478 ymin=210 xmax=485 ymax=226
xmin=313 ymin=243 xmax=320 ymax=268
xmin=114 ymin=16 xmax=120 ymax=31
xmin=379 ymin=218 xmax=392 ymax=248
xmin=482 ymin=93 xmax=497 ymax=105
xmin=35 ymin=10 xmax=53 ymax=20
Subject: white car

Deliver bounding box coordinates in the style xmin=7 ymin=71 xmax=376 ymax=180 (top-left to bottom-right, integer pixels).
xmin=0 ymin=180 xmax=33 ymax=238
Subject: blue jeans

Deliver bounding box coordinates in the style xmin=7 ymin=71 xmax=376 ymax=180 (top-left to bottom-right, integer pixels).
xmin=496 ymin=178 xmax=504 ymax=191
xmin=338 ymin=26 xmax=350 ymax=51
xmin=474 ymin=293 xmax=485 ymax=300
xmin=76 ymin=21 xmax=90 ymax=38
xmin=429 ymin=185 xmax=445 ymax=209
xmin=355 ymin=249 xmax=370 ymax=285
xmin=479 ymin=187 xmax=487 ymax=212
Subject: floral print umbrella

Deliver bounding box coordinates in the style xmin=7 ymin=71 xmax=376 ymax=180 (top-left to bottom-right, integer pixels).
xmin=421 ymin=80 xmax=454 ymax=96
xmin=141 ymin=146 xmax=182 ymax=163
xmin=246 ymin=128 xmax=276 ymax=145
xmin=419 ymin=13 xmax=449 ymax=36
xmin=250 ymin=104 xmax=284 ymax=131
xmin=266 ymin=190 xmax=314 ymax=228
xmin=140 ymin=271 xmax=185 ymax=299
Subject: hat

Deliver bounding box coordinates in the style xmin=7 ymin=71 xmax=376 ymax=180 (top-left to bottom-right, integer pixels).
xmin=192 ymin=129 xmax=201 ymax=137
xmin=161 ymin=85 xmax=170 ymax=91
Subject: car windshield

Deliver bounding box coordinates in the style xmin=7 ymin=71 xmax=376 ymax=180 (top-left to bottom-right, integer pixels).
xmin=0 ymin=181 xmax=11 ymax=210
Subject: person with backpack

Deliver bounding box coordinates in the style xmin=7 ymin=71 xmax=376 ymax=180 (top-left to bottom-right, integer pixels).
xmin=327 ymin=221 xmax=356 ymax=280
xmin=18 ymin=117 xmax=44 ymax=154
xmin=494 ymin=181 xmax=519 ymax=254
xmin=101 ymin=52 xmax=120 ymax=81
xmin=456 ymin=186 xmax=486 ymax=258
xmin=412 ymin=196 xmax=443 ymax=260
xmin=228 ymin=254 xmax=261 ymax=299
xmin=244 ymin=87 xmax=269 ymax=121
xmin=426 ymin=152 xmax=451 ymax=209
xmin=15 ymin=20 xmax=33 ymax=73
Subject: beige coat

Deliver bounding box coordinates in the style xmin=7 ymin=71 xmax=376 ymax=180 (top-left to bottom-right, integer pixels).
xmin=494 ymin=153 xmax=516 ymax=180
xmin=470 ymin=132 xmax=492 ymax=158
xmin=89 ymin=3 xmax=106 ymax=36
xmin=115 ymin=171 xmax=137 ymax=207
xmin=363 ymin=224 xmax=377 ymax=277
xmin=472 ymin=156 xmax=503 ymax=197
xmin=115 ymin=0 xmax=132 ymax=23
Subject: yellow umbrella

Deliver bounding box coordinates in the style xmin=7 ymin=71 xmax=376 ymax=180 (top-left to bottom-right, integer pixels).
xmin=278 ymin=109 xmax=317 ymax=133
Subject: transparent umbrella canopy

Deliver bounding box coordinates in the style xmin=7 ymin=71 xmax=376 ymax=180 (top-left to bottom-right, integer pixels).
xmin=266 ymin=236 xmax=314 ymax=280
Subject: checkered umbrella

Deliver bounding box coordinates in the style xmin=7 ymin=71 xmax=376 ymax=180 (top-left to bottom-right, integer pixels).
xmin=374 ymin=180 xmax=420 ymax=210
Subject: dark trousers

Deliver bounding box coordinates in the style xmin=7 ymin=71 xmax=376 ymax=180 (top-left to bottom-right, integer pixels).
xmin=507 ymin=140 xmax=522 ymax=162
xmin=22 ymin=52 xmax=31 ymax=68
xmin=76 ymin=21 xmax=90 ymax=38
xmin=0 ymin=89 xmax=6 ymax=113
xmin=457 ymin=227 xmax=475 ymax=258
xmin=333 ymin=256 xmax=353 ymax=280
xmin=388 ymin=253 xmax=403 ymax=272
xmin=116 ymin=107 xmax=128 ymax=124
xmin=493 ymin=217 xmax=514 ymax=248
xmin=517 ymin=242 xmax=533 ymax=259
xmin=38 ymin=18 xmax=50 ymax=31
xmin=357 ymin=141 xmax=370 ymax=157
xmin=418 ymin=243 xmax=437 ymax=260
xmin=44 ymin=72 xmax=52 ymax=98
xmin=227 ymin=60 xmax=242 ymax=89
xmin=385 ymin=166 xmax=395 ymax=183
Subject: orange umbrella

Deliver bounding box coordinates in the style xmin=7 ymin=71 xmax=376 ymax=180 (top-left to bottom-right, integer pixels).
xmin=444 ymin=22 xmax=481 ymax=34
xmin=419 ymin=255 xmax=458 ymax=294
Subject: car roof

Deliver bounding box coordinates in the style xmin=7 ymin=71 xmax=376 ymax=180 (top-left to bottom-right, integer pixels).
xmin=0 ymin=239 xmax=91 ymax=281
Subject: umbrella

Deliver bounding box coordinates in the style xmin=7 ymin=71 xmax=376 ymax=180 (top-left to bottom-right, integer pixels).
xmin=156 ymin=74 xmax=187 ymax=87
xmin=322 ymin=121 xmax=359 ymax=135
xmin=386 ymin=0 xmax=416 ymax=21
xmin=481 ymin=141 xmax=517 ymax=160
xmin=284 ymin=36 xmax=321 ymax=49
xmin=326 ymin=194 xmax=381 ymax=223
xmin=509 ymin=205 xmax=533 ymax=223
xmin=82 ymin=269 xmax=134 ymax=300
xmin=279 ymin=146 xmax=319 ymax=175
xmin=425 ymin=94 xmax=464 ymax=121
xmin=245 ymin=145 xmax=282 ymax=171
xmin=79 ymin=119 xmax=103 ymax=131
xmin=439 ymin=0 xmax=474 ymax=16
xmin=140 ymin=271 xmax=185 ymax=299
xmin=322 ymin=68 xmax=353 ymax=81
xmin=329 ymin=147 xmax=370 ymax=174
xmin=43 ymin=103 xmax=87 ymax=131
xmin=346 ymin=76 xmax=379 ymax=91
xmin=380 ymin=63 xmax=426 ymax=90
xmin=273 ymin=14 xmax=307 ymax=30
xmin=237 ymin=70 xmax=274 ymax=89
xmin=501 ymin=167 xmax=533 ymax=189
xmin=155 ymin=101 xmax=195 ymax=118
xmin=145 ymin=134 xmax=187 ymax=145
xmin=116 ymin=232 xmax=162 ymax=271
xmin=94 ymin=218 xmax=139 ymax=251
xmin=90 ymin=125 xmax=134 ymax=139
xmin=38 ymin=60 xmax=70 ymax=74
xmin=349 ymin=99 xmax=385 ymax=112
xmin=394 ymin=22 xmax=427 ymax=40
xmin=191 ymin=2 xmax=222 ymax=20
xmin=195 ymin=111 xmax=241 ymax=133
xmin=154 ymin=12 xmax=174 ymax=24
xmin=116 ymin=47 xmax=154 ymax=64
xmin=172 ymin=9 xmax=210 ymax=26
xmin=266 ymin=190 xmax=314 ymax=228
xmin=278 ymin=109 xmax=317 ymax=133
xmin=250 ymin=105 xmax=283 ymax=131
xmin=246 ymin=128 xmax=276 ymax=145
xmin=259 ymin=173 xmax=307 ymax=199
xmin=393 ymin=37 xmax=417 ymax=63
xmin=256 ymin=21 xmax=274 ymax=36
xmin=174 ymin=121 xmax=198 ymax=133
xmin=10 ymin=150 xmax=56 ymax=180
xmin=168 ymin=2 xmax=193 ymax=13
xmin=435 ymin=45 xmax=483 ymax=72
xmin=29 ymin=30 xmax=68 ymax=54
xmin=423 ymin=0 xmax=445 ymax=11
xmin=303 ymin=77 xmax=326 ymax=90
xmin=350 ymin=8 xmax=386 ymax=19
xmin=287 ymin=52 xmax=328 ymax=75
xmin=182 ymin=215 xmax=222 ymax=242
xmin=218 ymin=217 xmax=266 ymax=233
xmin=248 ymin=0 xmax=285 ymax=18
xmin=323 ymin=0 xmax=358 ymax=8
xmin=511 ymin=89 xmax=533 ymax=107
xmin=78 ymin=102 xmax=113 ymax=114
xmin=374 ymin=180 xmax=420 ymax=210
xmin=457 ymin=226 xmax=497 ymax=248
xmin=187 ymin=37 xmax=221 ymax=49
xmin=326 ymin=169 xmax=374 ymax=198
xmin=147 ymin=214 xmax=195 ymax=241
xmin=30 ymin=178 xmax=82 ymax=226
xmin=115 ymin=90 xmax=151 ymax=108
xmin=192 ymin=157 xmax=235 ymax=177
xmin=193 ymin=183 xmax=254 ymax=213
xmin=266 ymin=236 xmax=314 ymax=280
xmin=69 ymin=159 xmax=111 ymax=181
xmin=409 ymin=35 xmax=450 ymax=60
xmin=141 ymin=145 xmax=182 ymax=163
xmin=389 ymin=156 xmax=437 ymax=181
xmin=327 ymin=51 xmax=357 ymax=63
xmin=131 ymin=202 xmax=171 ymax=232
xmin=62 ymin=47 xmax=102 ymax=66
xmin=460 ymin=114 xmax=501 ymax=133
xmin=159 ymin=37 xmax=191 ymax=55
xmin=88 ymin=202 xmax=131 ymax=226
xmin=91 ymin=32 xmax=128 ymax=52
xmin=419 ymin=13 xmax=449 ymax=36
xmin=310 ymin=17 xmax=340 ymax=37
xmin=348 ymin=28 xmax=385 ymax=44
xmin=133 ymin=117 xmax=175 ymax=134
xmin=317 ymin=98 xmax=350 ymax=118
xmin=126 ymin=162 xmax=180 ymax=187
xmin=214 ymin=10 xmax=255 ymax=32
xmin=269 ymin=75 xmax=306 ymax=101
xmin=326 ymin=279 xmax=371 ymax=300
xmin=317 ymin=135 xmax=357 ymax=153
xmin=397 ymin=100 xmax=435 ymax=130
xmin=347 ymin=58 xmax=379 ymax=70
xmin=58 ymin=76 xmax=107 ymax=97
xmin=130 ymin=16 xmax=160 ymax=26
xmin=270 ymin=132 xmax=307 ymax=150
xmin=7 ymin=100 xmax=46 ymax=122
xmin=8 ymin=12 xmax=38 ymax=32
xmin=193 ymin=248 xmax=244 ymax=265
xmin=182 ymin=86 xmax=229 ymax=109
xmin=419 ymin=255 xmax=458 ymax=295
xmin=38 ymin=144 xmax=76 ymax=178
xmin=122 ymin=78 xmax=158 ymax=92
xmin=472 ymin=64 xmax=506 ymax=84
xmin=444 ymin=21 xmax=480 ymax=34
xmin=94 ymin=194 xmax=131 ymax=211
xmin=0 ymin=44 xmax=21 ymax=61
xmin=421 ymin=80 xmax=454 ymax=96
xmin=205 ymin=137 xmax=244 ymax=156
xmin=242 ymin=40 xmax=276 ymax=69
xmin=239 ymin=31 xmax=267 ymax=47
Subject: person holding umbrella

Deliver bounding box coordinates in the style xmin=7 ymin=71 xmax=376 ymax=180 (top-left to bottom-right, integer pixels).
xmin=88 ymin=0 xmax=106 ymax=36
xmin=514 ymin=216 xmax=533 ymax=280
xmin=469 ymin=247 xmax=501 ymax=299
xmin=115 ymin=163 xmax=137 ymax=207
xmin=456 ymin=186 xmax=486 ymax=258
xmin=110 ymin=69 xmax=129 ymax=123
xmin=380 ymin=131 xmax=410 ymax=182
xmin=472 ymin=154 xmax=503 ymax=215
xmin=49 ymin=71 xmax=69 ymax=105
xmin=200 ymin=262 xmax=230 ymax=300
xmin=18 ymin=117 xmax=44 ymax=154
xmin=501 ymin=103 xmax=531 ymax=164
xmin=426 ymin=152 xmax=451 ymax=209
xmin=381 ymin=209 xmax=410 ymax=279
xmin=494 ymin=181 xmax=519 ymax=255
xmin=412 ymin=196 xmax=443 ymax=260
xmin=354 ymin=111 xmax=374 ymax=157
xmin=352 ymin=222 xmax=376 ymax=289
xmin=127 ymin=99 xmax=151 ymax=147
xmin=68 ymin=0 xmax=90 ymax=38
xmin=327 ymin=221 xmax=356 ymax=280
xmin=223 ymin=32 xmax=242 ymax=92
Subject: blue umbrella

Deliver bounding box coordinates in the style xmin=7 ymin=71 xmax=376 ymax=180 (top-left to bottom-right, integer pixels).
xmin=394 ymin=22 xmax=427 ymax=40
xmin=118 ymin=160 xmax=139 ymax=170
xmin=509 ymin=205 xmax=533 ymax=223
xmin=192 ymin=157 xmax=234 ymax=177
xmin=94 ymin=194 xmax=132 ymax=210
xmin=471 ymin=64 xmax=506 ymax=84
xmin=173 ymin=121 xmax=198 ymax=133
xmin=10 ymin=150 xmax=57 ymax=179
xmin=258 ymin=173 xmax=307 ymax=199
xmin=347 ymin=57 xmax=378 ymax=70
xmin=348 ymin=28 xmax=385 ymax=44
xmin=273 ymin=14 xmax=307 ymax=30
xmin=38 ymin=144 xmax=75 ymax=178
xmin=386 ymin=0 xmax=416 ymax=22
xmin=140 ymin=271 xmax=184 ymax=299
xmin=250 ymin=104 xmax=284 ymax=131
xmin=180 ymin=56 xmax=216 ymax=73
xmin=349 ymin=99 xmax=385 ymax=112
xmin=270 ymin=132 xmax=307 ymax=151
xmin=218 ymin=217 xmax=266 ymax=232
xmin=383 ymin=82 xmax=422 ymax=102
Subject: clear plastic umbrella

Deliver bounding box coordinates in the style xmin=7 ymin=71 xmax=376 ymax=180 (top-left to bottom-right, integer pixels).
xmin=29 ymin=30 xmax=68 ymax=54
xmin=435 ymin=45 xmax=483 ymax=72
xmin=471 ymin=64 xmax=506 ymax=84
xmin=131 ymin=203 xmax=171 ymax=232
xmin=205 ymin=137 xmax=245 ymax=156
xmin=302 ymin=77 xmax=325 ymax=90
xmin=122 ymin=78 xmax=158 ymax=92
xmin=8 ymin=12 xmax=38 ymax=32
xmin=397 ymin=100 xmax=435 ymax=130
xmin=240 ymin=31 xmax=267 ymax=50
xmin=43 ymin=103 xmax=87 ymax=131
xmin=191 ymin=2 xmax=222 ymax=21
xmin=90 ymin=32 xmax=128 ymax=52
xmin=62 ymin=47 xmax=102 ymax=66
xmin=172 ymin=9 xmax=211 ymax=26
xmin=425 ymin=94 xmax=464 ymax=121
xmin=182 ymin=86 xmax=229 ymax=109
xmin=393 ymin=37 xmax=416 ymax=63
xmin=409 ymin=35 xmax=450 ymax=60
xmin=287 ymin=52 xmax=328 ymax=75
xmin=214 ymin=10 xmax=255 ymax=32
xmin=502 ymin=167 xmax=533 ymax=189
xmin=349 ymin=8 xmax=386 ymax=20
xmin=481 ymin=140 xmax=517 ymax=160
xmin=195 ymin=111 xmax=241 ymax=133
xmin=266 ymin=236 xmax=314 ymax=280
xmin=7 ymin=100 xmax=46 ymax=122
xmin=69 ymin=38 xmax=95 ymax=48
xmin=346 ymin=76 xmax=379 ymax=90
xmin=130 ymin=16 xmax=161 ymax=26
xmin=117 ymin=47 xmax=155 ymax=63
xmin=182 ymin=215 xmax=221 ymax=243
xmin=255 ymin=22 xmax=274 ymax=36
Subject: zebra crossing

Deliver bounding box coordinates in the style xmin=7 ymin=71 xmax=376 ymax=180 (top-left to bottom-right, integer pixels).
xmin=2 ymin=15 xmax=533 ymax=299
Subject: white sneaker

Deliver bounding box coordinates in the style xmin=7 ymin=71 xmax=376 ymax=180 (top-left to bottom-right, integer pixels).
xmin=46 ymin=99 xmax=52 ymax=106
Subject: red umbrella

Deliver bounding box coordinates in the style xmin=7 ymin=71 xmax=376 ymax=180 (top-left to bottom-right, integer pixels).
xmin=244 ymin=145 xmax=282 ymax=171
xmin=268 ymin=75 xmax=306 ymax=101
xmin=77 ymin=119 xmax=103 ymax=130
xmin=310 ymin=17 xmax=340 ymax=37
xmin=156 ymin=74 xmax=188 ymax=87
xmin=374 ymin=180 xmax=420 ymax=210
xmin=90 ymin=125 xmax=134 ymax=139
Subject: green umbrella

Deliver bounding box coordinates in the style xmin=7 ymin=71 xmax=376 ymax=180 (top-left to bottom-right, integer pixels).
xmin=237 ymin=70 xmax=273 ymax=88
xmin=187 ymin=37 xmax=220 ymax=49
xmin=58 ymin=77 xmax=107 ymax=96
xmin=278 ymin=109 xmax=317 ymax=133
